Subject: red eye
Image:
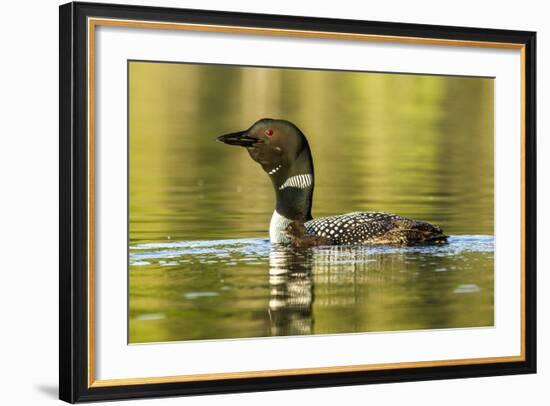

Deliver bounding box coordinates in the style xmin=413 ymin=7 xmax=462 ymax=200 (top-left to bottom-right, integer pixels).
xmin=265 ymin=129 xmax=274 ymax=136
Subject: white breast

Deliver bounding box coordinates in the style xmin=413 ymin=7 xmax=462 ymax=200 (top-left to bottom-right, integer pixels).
xmin=269 ymin=210 xmax=292 ymax=243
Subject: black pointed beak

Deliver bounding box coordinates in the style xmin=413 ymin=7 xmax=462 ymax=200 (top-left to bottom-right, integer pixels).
xmin=217 ymin=130 xmax=257 ymax=147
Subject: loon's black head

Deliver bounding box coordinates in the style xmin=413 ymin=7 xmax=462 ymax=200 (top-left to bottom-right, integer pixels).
xmin=217 ymin=118 xmax=312 ymax=180
xmin=217 ymin=118 xmax=315 ymax=223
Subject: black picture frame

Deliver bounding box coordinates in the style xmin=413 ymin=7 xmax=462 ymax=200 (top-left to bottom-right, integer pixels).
xmin=59 ymin=1 xmax=537 ymax=403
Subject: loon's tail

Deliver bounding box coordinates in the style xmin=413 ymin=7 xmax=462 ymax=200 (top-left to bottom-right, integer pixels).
xmin=388 ymin=219 xmax=448 ymax=245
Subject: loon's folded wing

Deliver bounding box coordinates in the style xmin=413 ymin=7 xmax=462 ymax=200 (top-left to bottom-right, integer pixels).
xmin=305 ymin=212 xmax=447 ymax=245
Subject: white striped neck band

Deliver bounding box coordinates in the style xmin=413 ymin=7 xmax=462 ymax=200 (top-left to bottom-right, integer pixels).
xmin=279 ymin=174 xmax=313 ymax=190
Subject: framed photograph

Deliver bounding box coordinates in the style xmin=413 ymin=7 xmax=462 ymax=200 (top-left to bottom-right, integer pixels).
xmin=59 ymin=1 xmax=536 ymax=403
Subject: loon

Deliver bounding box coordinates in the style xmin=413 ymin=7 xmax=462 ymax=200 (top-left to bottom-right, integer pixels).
xmin=217 ymin=118 xmax=448 ymax=246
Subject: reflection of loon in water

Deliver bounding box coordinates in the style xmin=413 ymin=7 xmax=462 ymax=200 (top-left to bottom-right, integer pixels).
xmin=266 ymin=244 xmax=409 ymax=336
xmin=218 ymin=118 xmax=448 ymax=246
xmin=268 ymin=245 xmax=314 ymax=336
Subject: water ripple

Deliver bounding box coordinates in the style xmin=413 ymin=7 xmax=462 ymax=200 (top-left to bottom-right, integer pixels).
xmin=129 ymin=235 xmax=493 ymax=267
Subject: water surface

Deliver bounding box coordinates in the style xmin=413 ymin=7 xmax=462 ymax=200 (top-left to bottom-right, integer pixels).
xmin=129 ymin=236 xmax=493 ymax=343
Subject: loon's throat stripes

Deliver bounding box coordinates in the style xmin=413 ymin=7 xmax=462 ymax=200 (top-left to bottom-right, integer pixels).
xmin=279 ymin=174 xmax=313 ymax=190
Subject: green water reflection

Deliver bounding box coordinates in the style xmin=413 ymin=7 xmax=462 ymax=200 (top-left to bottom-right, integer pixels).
xmin=128 ymin=61 xmax=494 ymax=343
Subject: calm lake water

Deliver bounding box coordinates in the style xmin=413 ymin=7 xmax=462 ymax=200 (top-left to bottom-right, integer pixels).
xmin=128 ymin=61 xmax=494 ymax=343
